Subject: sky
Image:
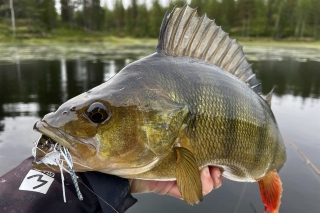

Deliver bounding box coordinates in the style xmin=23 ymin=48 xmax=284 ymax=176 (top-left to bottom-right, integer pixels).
xmin=103 ymin=0 xmax=170 ymax=9
xmin=54 ymin=0 xmax=174 ymax=13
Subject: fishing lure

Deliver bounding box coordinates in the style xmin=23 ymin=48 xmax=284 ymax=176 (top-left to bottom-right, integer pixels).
xmin=32 ymin=137 xmax=83 ymax=202
xmin=61 ymin=147 xmax=83 ymax=200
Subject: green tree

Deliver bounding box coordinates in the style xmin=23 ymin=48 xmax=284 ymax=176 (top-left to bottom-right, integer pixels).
xmin=237 ymin=0 xmax=255 ymax=37
xmin=75 ymin=0 xmax=104 ymax=31
xmin=169 ymin=0 xmax=187 ymax=9
xmin=267 ymin=0 xmax=296 ymax=39
xmin=280 ymin=0 xmax=298 ymax=38
xmin=60 ymin=0 xmax=74 ymax=27
xmin=114 ymin=0 xmax=125 ymax=33
xmin=205 ymin=0 xmax=220 ymax=22
xmin=125 ymin=0 xmax=138 ymax=35
xmin=190 ymin=0 xmax=206 ymax=16
xmin=251 ymin=0 xmax=268 ymax=37
xmin=61 ymin=0 xmax=69 ymax=23
xmin=135 ymin=2 xmax=149 ymax=37
xmin=266 ymin=0 xmax=282 ymax=38
xmin=14 ymin=0 xmax=43 ymax=32
xmin=91 ymin=0 xmax=105 ymax=31
xmin=310 ymin=0 xmax=320 ymax=40
xmin=39 ymin=0 xmax=57 ymax=31
xmin=149 ymin=0 xmax=164 ymax=37
xmin=218 ymin=0 xmax=236 ymax=32
xmin=265 ymin=0 xmax=274 ymax=36
xmin=294 ymin=0 xmax=310 ymax=38
xmin=103 ymin=4 xmax=114 ymax=33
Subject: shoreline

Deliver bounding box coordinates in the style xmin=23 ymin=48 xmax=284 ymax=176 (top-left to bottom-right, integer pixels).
xmin=0 ymin=37 xmax=320 ymax=49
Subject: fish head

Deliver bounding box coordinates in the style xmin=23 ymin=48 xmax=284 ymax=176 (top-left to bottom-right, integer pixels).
xmin=33 ymin=70 xmax=188 ymax=177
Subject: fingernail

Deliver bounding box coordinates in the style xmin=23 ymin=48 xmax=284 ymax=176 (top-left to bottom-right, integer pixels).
xmin=216 ymin=177 xmax=222 ymax=188
xmin=212 ymin=173 xmax=220 ymax=188
xmin=201 ymin=167 xmax=210 ymax=177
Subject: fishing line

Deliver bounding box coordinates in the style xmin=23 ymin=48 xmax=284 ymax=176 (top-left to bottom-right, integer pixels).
xmin=31 ymin=135 xmax=41 ymax=158
xmin=233 ymin=183 xmax=247 ymax=213
xmin=25 ymin=131 xmax=37 ymax=146
xmin=77 ymin=178 xmax=120 ymax=213
xmin=283 ymin=134 xmax=320 ymax=176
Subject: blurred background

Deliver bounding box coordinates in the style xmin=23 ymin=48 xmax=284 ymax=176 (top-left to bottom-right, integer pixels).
xmin=0 ymin=0 xmax=320 ymax=213
xmin=0 ymin=0 xmax=319 ymax=41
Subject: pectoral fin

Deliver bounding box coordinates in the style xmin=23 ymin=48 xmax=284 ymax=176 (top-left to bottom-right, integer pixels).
xmin=174 ymin=147 xmax=202 ymax=205
xmin=257 ymin=170 xmax=283 ymax=213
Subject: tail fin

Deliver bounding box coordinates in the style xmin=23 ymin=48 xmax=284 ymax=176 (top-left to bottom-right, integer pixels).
xmin=258 ymin=170 xmax=283 ymax=213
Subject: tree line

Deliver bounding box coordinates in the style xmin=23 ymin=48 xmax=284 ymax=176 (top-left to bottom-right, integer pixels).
xmin=0 ymin=0 xmax=319 ymax=40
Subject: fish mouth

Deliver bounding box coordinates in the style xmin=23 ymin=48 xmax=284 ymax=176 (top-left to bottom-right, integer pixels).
xmin=32 ymin=121 xmax=85 ymax=172
xmin=34 ymin=134 xmax=60 ymax=160
xmin=33 ymin=121 xmax=75 ymax=151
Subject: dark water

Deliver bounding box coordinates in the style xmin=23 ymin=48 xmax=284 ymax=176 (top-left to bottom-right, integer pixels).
xmin=0 ymin=45 xmax=319 ymax=213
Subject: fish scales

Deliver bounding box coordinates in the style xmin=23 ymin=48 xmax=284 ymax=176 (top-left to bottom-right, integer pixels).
xmin=120 ymin=54 xmax=285 ymax=182
xmin=33 ymin=5 xmax=286 ymax=212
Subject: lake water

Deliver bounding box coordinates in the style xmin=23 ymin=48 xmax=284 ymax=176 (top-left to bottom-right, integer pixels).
xmin=0 ymin=43 xmax=319 ymax=213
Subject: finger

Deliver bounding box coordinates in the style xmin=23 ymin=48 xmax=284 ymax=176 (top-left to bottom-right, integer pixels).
xmin=209 ymin=166 xmax=222 ymax=189
xmin=151 ymin=181 xmax=182 ymax=198
xmin=130 ymin=166 xmax=222 ymax=197
xmin=130 ymin=179 xmax=182 ymax=198
xmin=200 ymin=166 xmax=214 ymax=195
xmin=130 ymin=179 xmax=150 ymax=193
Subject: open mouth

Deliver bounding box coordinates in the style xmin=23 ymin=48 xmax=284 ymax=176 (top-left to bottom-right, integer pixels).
xmin=33 ymin=120 xmax=96 ymax=172
xmin=33 ymin=134 xmax=62 ymax=164
xmin=32 ymin=134 xmax=67 ymax=171
xmin=32 ymin=121 xmax=74 ymax=170
xmin=33 ymin=121 xmax=74 ymax=167
xmin=32 ymin=121 xmax=84 ymax=201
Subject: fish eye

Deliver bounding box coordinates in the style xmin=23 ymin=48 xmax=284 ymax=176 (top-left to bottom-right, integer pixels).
xmin=85 ymin=102 xmax=109 ymax=123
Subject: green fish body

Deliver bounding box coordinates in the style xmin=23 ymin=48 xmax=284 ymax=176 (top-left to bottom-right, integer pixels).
xmin=114 ymin=53 xmax=286 ymax=182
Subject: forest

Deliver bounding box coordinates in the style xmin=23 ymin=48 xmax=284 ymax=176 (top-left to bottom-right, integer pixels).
xmin=0 ymin=0 xmax=319 ymax=41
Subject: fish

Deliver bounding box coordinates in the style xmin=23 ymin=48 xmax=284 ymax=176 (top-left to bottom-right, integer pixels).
xmin=33 ymin=5 xmax=286 ymax=213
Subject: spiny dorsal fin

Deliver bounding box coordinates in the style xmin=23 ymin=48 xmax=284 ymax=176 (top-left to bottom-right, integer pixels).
xmin=265 ymin=87 xmax=274 ymax=107
xmin=245 ymin=74 xmax=256 ymax=84
xmin=157 ymin=5 xmax=262 ymax=96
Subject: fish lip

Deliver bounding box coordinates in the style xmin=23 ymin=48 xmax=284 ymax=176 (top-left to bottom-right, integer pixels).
xmin=33 ymin=120 xmax=81 ymax=160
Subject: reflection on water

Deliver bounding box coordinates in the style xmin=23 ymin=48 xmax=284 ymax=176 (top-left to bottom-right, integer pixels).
xmin=254 ymin=60 xmax=320 ymax=98
xmin=0 ymin=45 xmax=319 ymax=212
xmin=0 ymin=59 xmax=128 ymax=118
xmin=1 ymin=56 xmax=319 ymax=119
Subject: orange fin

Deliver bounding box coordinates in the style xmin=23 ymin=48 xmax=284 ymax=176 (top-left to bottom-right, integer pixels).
xmin=258 ymin=170 xmax=283 ymax=213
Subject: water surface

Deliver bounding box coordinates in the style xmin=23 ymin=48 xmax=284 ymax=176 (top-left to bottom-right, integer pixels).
xmin=0 ymin=44 xmax=319 ymax=213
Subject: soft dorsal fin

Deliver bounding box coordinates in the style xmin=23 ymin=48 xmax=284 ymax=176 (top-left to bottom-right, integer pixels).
xmin=157 ymin=5 xmax=263 ymax=96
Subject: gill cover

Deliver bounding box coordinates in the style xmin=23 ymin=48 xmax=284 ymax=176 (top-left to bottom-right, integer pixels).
xmin=91 ymin=83 xmax=190 ymax=175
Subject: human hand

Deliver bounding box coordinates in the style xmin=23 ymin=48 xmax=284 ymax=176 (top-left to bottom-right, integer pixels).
xmin=129 ymin=166 xmax=222 ymax=199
